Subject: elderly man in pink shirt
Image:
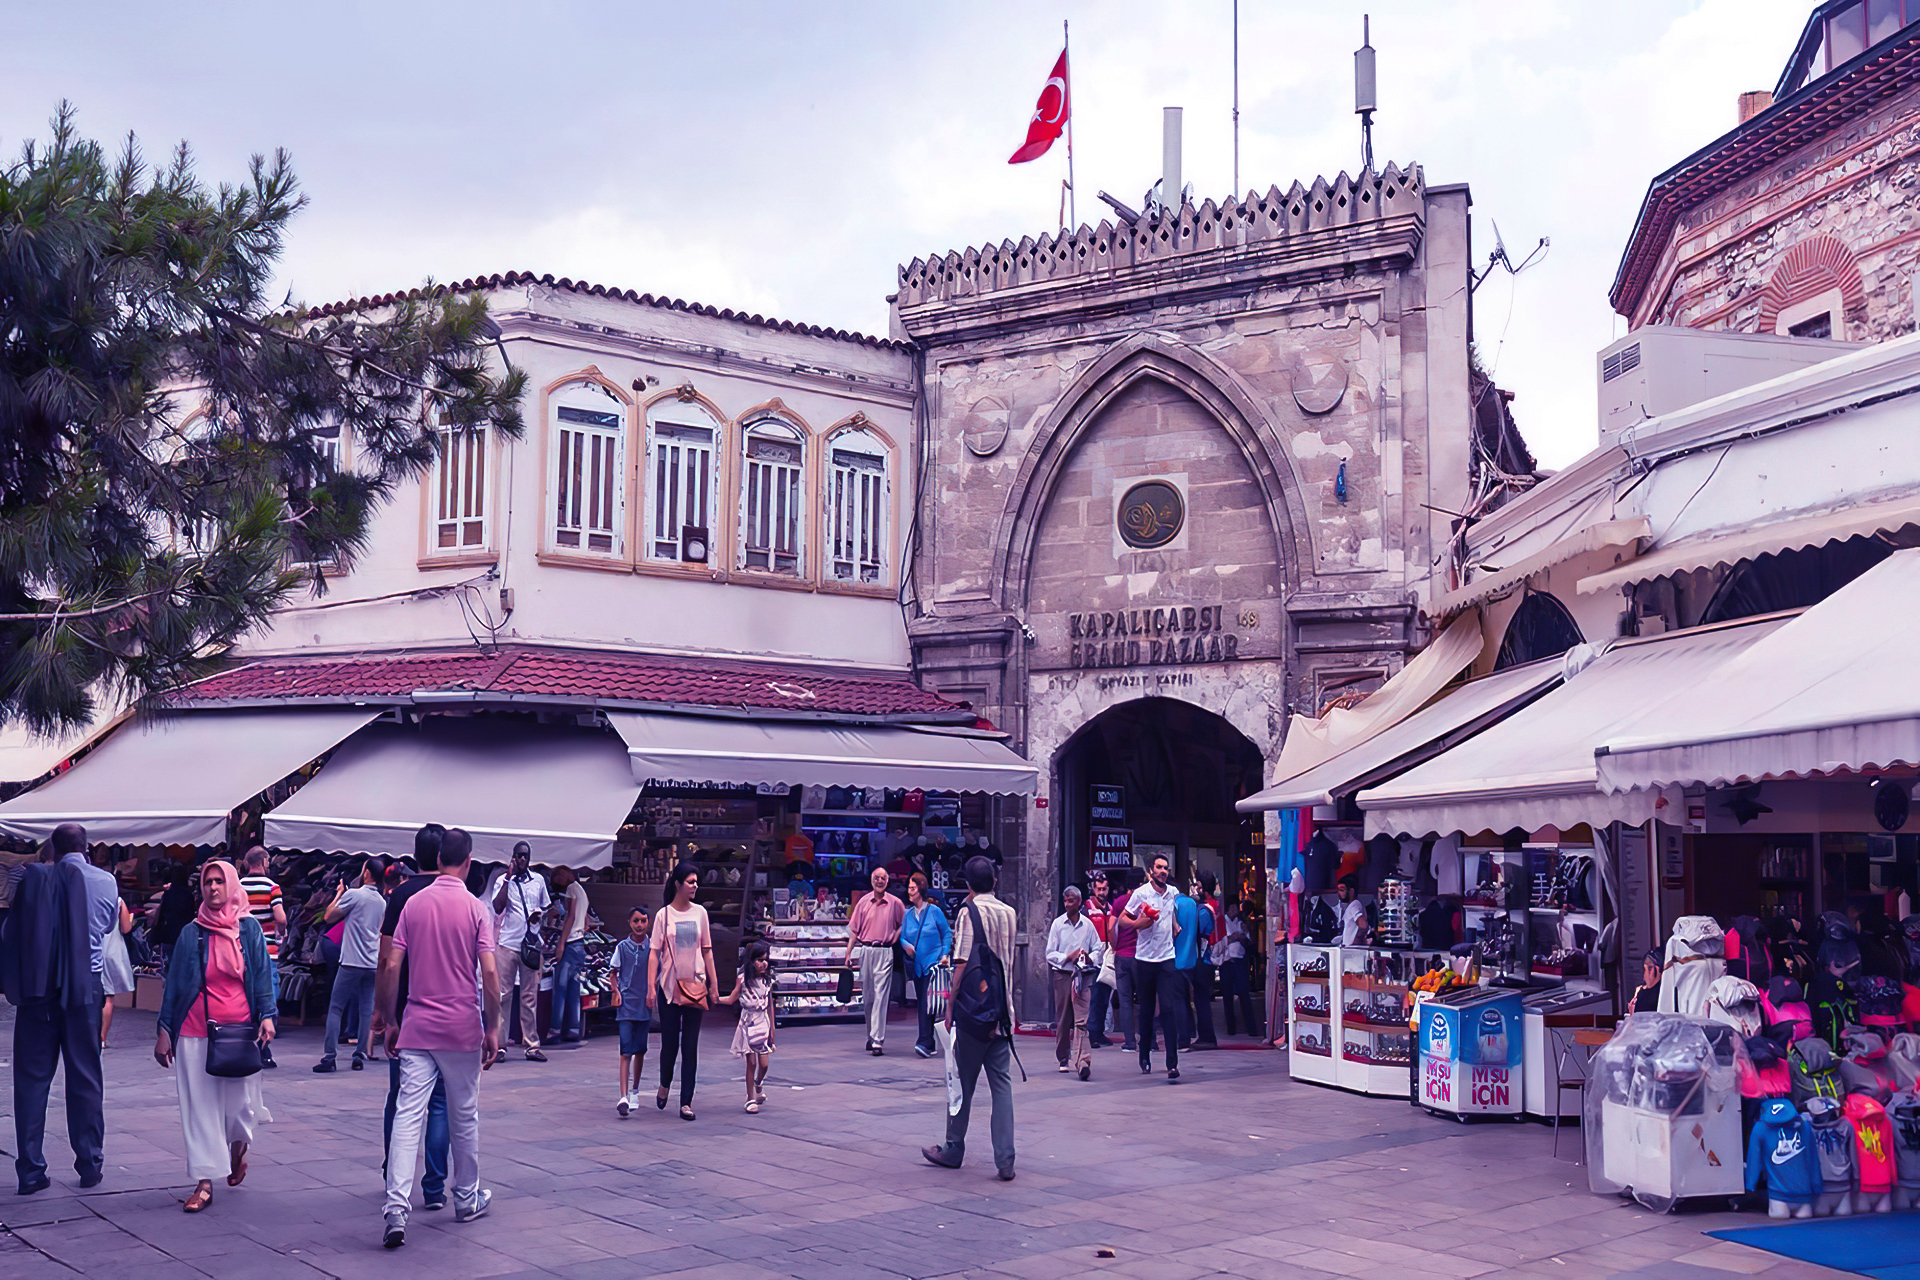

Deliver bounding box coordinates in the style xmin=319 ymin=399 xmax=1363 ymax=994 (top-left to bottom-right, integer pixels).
xmin=376 ymin=828 xmax=501 ymax=1249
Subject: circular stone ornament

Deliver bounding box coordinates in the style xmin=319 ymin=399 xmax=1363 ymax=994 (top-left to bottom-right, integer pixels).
xmin=1117 ymin=479 xmax=1185 ymax=549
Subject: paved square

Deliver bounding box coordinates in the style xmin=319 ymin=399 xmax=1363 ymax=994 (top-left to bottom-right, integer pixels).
xmin=1 ymin=1006 xmax=1849 ymax=1279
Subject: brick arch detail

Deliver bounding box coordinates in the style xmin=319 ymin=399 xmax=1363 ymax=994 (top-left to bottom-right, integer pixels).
xmin=1755 ymin=234 xmax=1865 ymax=333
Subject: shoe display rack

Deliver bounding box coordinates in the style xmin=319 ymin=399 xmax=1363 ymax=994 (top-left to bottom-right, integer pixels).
xmin=760 ymin=915 xmax=861 ymax=1024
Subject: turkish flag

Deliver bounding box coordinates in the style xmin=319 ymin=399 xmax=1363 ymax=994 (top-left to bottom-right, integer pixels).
xmin=1009 ymin=49 xmax=1070 ymax=164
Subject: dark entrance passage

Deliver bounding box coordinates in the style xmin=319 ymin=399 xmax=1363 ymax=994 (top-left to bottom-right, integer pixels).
xmin=1055 ymin=698 xmax=1265 ymax=913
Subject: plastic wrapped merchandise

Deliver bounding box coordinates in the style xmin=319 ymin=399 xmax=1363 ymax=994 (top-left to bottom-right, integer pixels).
xmin=1657 ymin=917 xmax=1727 ymax=1019
xmin=1585 ymin=1013 xmax=1747 ymax=1212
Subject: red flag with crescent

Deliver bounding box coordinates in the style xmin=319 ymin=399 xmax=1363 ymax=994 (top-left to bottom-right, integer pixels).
xmin=1009 ymin=48 xmax=1070 ymax=164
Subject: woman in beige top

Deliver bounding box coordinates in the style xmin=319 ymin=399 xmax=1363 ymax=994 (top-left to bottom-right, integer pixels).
xmin=647 ymin=863 xmax=714 ymax=1121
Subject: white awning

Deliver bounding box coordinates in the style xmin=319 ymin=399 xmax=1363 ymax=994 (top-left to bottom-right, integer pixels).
xmin=1237 ymin=657 xmax=1562 ymax=813
xmin=1356 ymin=617 xmax=1787 ymax=839
xmin=1596 ymin=547 xmax=1920 ymax=791
xmin=1262 ymin=610 xmax=1484 ymax=788
xmin=607 ymin=712 xmax=1039 ymax=797
xmin=0 ymin=708 xmax=380 ymax=846
xmin=265 ymin=718 xmax=639 ymax=869
xmin=1428 ymin=518 xmax=1650 ymax=617
xmin=1577 ymin=495 xmax=1920 ymax=596
xmin=0 ymin=700 xmax=129 ymax=787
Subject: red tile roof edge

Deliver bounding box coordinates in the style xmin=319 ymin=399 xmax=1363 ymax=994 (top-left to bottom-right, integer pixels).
xmin=301 ymin=271 xmax=910 ymax=352
xmin=167 ymin=647 xmax=975 ymax=724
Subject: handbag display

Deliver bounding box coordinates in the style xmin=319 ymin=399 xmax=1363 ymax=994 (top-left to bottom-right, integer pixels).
xmin=200 ymin=951 xmax=262 ymax=1079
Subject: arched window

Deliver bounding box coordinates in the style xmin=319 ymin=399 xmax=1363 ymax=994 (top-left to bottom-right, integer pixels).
xmin=738 ymin=419 xmax=804 ymax=575
xmin=549 ymin=381 xmax=626 ymax=556
xmin=1494 ymin=591 xmax=1584 ymax=670
xmin=825 ymin=428 xmax=889 ymax=584
xmin=645 ymin=400 xmax=721 ymax=564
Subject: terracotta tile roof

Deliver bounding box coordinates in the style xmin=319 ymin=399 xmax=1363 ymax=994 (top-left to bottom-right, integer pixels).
xmin=173 ymin=646 xmax=969 ymax=722
xmin=303 ymin=271 xmax=909 ymax=352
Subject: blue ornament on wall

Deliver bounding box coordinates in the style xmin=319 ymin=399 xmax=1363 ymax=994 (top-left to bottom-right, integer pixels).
xmin=1335 ymin=460 xmax=1348 ymax=504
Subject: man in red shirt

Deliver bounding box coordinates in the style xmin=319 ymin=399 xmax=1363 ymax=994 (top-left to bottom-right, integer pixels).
xmin=1084 ymin=871 xmax=1115 ymax=1047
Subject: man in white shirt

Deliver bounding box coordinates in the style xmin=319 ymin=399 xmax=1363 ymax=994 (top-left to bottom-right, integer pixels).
xmin=1045 ymin=886 xmax=1100 ymax=1080
xmin=1336 ymin=875 xmax=1370 ymax=946
xmin=315 ymin=857 xmax=391 ymax=1072
xmin=489 ymin=843 xmax=552 ymax=1061
xmin=1117 ymin=852 xmax=1184 ymax=1081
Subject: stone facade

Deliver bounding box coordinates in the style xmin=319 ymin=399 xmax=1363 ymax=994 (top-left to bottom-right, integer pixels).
xmin=1619 ymin=39 xmax=1920 ymax=342
xmin=893 ymin=167 xmax=1475 ymax=1007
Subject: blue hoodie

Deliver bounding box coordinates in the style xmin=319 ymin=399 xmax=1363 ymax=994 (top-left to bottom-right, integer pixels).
xmin=1174 ymin=895 xmax=1199 ymax=970
xmin=1745 ymin=1098 xmax=1823 ymax=1205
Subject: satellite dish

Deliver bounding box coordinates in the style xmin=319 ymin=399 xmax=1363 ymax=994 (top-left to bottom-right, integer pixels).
xmin=1491 ymin=219 xmax=1510 ymax=268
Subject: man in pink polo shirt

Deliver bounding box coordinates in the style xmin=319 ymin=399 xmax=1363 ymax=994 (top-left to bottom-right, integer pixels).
xmin=376 ymin=828 xmax=501 ymax=1249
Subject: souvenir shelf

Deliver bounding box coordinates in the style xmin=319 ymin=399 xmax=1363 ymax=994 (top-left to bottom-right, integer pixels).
xmin=1459 ymin=848 xmax=1532 ymax=983
xmin=612 ymin=795 xmax=776 ymax=929
xmin=1288 ymin=943 xmax=1448 ymax=1097
xmin=760 ymin=916 xmax=861 ymax=1024
xmin=1524 ymin=844 xmax=1602 ymax=993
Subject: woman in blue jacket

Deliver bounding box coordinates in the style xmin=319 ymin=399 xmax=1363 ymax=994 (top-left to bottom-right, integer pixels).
xmin=899 ymin=873 xmax=952 ymax=1058
xmin=154 ymin=860 xmax=276 ymax=1212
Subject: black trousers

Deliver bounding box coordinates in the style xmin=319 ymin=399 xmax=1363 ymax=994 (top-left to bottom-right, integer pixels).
xmin=657 ymin=997 xmax=704 ymax=1108
xmin=1220 ymin=957 xmax=1261 ymax=1036
xmin=1188 ymin=962 xmax=1218 ymax=1046
xmin=1088 ymin=979 xmax=1112 ymax=1044
xmin=12 ymin=997 xmax=105 ymax=1185
xmin=1134 ymin=959 xmax=1184 ymax=1071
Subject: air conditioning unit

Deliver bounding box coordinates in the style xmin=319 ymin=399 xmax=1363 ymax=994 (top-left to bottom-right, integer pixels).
xmin=1596 ymin=326 xmax=1857 ymax=447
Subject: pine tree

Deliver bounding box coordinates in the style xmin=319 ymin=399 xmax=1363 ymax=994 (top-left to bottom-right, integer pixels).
xmin=0 ymin=105 xmax=526 ymax=733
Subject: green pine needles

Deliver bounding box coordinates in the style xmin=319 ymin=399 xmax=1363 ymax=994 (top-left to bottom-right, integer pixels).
xmin=0 ymin=104 xmax=526 ymax=734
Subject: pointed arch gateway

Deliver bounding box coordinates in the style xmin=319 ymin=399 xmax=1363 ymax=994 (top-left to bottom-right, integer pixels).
xmin=997 ymin=334 xmax=1311 ymax=614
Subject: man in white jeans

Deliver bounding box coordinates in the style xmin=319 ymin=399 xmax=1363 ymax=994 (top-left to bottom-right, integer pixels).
xmin=843 ymin=868 xmax=903 ymax=1056
xmin=376 ymin=828 xmax=501 ymax=1249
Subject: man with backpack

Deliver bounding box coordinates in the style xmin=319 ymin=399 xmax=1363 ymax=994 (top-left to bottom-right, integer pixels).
xmin=923 ymin=856 xmax=1018 ymax=1181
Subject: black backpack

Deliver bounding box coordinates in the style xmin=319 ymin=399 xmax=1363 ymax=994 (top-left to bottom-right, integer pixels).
xmin=952 ymin=901 xmax=1009 ymax=1041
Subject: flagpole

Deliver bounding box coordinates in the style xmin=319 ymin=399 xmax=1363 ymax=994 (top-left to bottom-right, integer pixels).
xmin=1064 ymin=17 xmax=1077 ymax=233
xmin=1232 ymin=0 xmax=1241 ymax=197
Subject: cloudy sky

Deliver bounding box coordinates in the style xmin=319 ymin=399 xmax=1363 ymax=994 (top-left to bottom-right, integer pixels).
xmin=6 ymin=0 xmax=1817 ymax=466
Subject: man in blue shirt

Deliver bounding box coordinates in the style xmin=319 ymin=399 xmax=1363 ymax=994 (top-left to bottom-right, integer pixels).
xmin=3 ymin=823 xmax=111 ymax=1193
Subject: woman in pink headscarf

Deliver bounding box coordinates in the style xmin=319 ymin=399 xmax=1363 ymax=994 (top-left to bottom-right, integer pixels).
xmin=154 ymin=860 xmax=276 ymax=1212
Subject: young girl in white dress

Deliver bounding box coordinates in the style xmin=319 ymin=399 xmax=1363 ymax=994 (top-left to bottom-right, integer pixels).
xmin=720 ymin=941 xmax=776 ymax=1113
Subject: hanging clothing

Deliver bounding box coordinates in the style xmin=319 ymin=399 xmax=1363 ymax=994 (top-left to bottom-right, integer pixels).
xmin=1744 ymin=1098 xmax=1822 ymax=1205
xmin=1657 ymin=917 xmax=1726 ymax=1019
xmin=1704 ymin=976 xmax=1763 ymax=1037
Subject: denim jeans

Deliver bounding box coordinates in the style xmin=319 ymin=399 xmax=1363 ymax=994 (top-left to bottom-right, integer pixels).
xmin=383 ymin=1055 xmax=448 ymax=1198
xmin=915 ymin=975 xmax=937 ymax=1054
xmin=551 ymin=940 xmax=587 ymax=1041
xmin=320 ymin=965 xmax=377 ymax=1066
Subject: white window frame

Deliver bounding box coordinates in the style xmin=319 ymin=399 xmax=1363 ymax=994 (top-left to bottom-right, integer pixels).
xmin=645 ymin=404 xmax=720 ymax=564
xmin=826 ymin=429 xmax=889 ymax=585
xmin=738 ymin=419 xmax=805 ymax=576
xmin=1775 ymin=286 xmax=1845 ymax=341
xmin=549 ymin=384 xmax=627 ymax=557
xmin=432 ymin=416 xmax=490 ymax=553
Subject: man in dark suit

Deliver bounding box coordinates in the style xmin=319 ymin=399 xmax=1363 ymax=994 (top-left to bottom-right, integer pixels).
xmin=0 ymin=823 xmax=107 ymax=1194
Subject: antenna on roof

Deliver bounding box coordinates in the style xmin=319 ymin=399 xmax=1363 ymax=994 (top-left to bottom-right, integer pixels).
xmin=1354 ymin=15 xmax=1377 ymax=174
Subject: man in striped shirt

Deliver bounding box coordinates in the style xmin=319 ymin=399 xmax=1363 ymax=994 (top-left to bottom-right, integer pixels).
xmin=239 ymin=846 xmax=286 ymax=1067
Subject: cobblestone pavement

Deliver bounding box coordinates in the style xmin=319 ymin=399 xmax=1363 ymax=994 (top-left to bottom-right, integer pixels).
xmin=1 ymin=1005 xmax=1849 ymax=1280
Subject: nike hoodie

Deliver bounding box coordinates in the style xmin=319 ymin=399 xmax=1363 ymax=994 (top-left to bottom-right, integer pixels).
xmin=1889 ymin=1091 xmax=1920 ymax=1190
xmin=1805 ymin=1096 xmax=1857 ymax=1192
xmin=1744 ymin=1097 xmax=1822 ymax=1204
xmin=1843 ymin=1094 xmax=1896 ymax=1195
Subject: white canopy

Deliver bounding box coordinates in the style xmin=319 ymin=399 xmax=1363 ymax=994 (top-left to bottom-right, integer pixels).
xmin=1596 ymin=548 xmax=1920 ymax=791
xmin=1428 ymin=518 xmax=1649 ymax=616
xmin=0 ymin=708 xmax=379 ymax=846
xmin=1577 ymin=495 xmax=1920 ymax=596
xmin=1356 ymin=618 xmax=1786 ymax=839
xmin=1237 ymin=656 xmax=1562 ymax=813
xmin=265 ymin=718 xmax=640 ymax=868
xmin=1261 ymin=609 xmax=1484 ymax=788
xmin=0 ymin=700 xmax=128 ymax=787
xmin=607 ymin=712 xmax=1039 ymax=796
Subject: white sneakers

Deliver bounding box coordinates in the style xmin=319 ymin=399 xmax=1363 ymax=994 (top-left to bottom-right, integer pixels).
xmin=617 ymin=1093 xmax=632 ymax=1117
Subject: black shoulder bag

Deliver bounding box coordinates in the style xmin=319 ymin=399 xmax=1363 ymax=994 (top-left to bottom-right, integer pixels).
xmin=516 ymin=879 xmax=543 ymax=971
xmin=952 ymin=902 xmax=1009 ymax=1041
xmin=201 ymin=930 xmax=263 ymax=1078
